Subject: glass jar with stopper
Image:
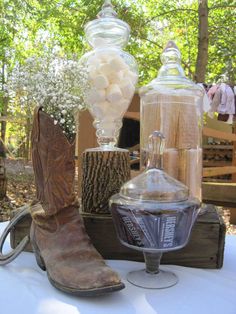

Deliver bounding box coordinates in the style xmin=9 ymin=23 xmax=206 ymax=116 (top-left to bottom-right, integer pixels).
xmin=139 ymin=41 xmax=204 ymax=203
xmin=109 ymin=131 xmax=200 ymax=289
xmin=78 ymin=0 xmax=138 ymax=151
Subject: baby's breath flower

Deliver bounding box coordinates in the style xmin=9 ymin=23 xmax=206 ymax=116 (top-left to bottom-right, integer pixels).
xmin=7 ymin=53 xmax=87 ymax=141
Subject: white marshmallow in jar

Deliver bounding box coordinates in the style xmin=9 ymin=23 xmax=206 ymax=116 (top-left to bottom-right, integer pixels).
xmin=78 ymin=0 xmax=138 ymax=149
xmin=84 ymin=48 xmax=138 ymax=119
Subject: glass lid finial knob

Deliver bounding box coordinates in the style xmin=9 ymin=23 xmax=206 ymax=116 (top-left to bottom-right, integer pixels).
xmin=147 ymin=131 xmax=165 ymax=170
xmin=98 ymin=0 xmax=117 ymax=18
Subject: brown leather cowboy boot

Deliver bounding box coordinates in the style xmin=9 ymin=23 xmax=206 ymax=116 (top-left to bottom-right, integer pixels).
xmin=30 ymin=107 xmax=124 ymax=296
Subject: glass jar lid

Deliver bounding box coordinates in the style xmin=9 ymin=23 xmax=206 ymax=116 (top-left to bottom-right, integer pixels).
xmin=139 ymin=41 xmax=204 ymax=96
xmin=85 ymin=0 xmax=130 ymax=48
xmin=120 ymin=131 xmax=189 ymax=202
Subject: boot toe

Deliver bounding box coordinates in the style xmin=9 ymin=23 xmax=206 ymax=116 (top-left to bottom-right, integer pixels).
xmin=48 ymin=260 xmax=122 ymax=290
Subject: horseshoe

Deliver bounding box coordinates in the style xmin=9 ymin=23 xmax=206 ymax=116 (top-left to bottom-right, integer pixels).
xmin=0 ymin=206 xmax=30 ymax=265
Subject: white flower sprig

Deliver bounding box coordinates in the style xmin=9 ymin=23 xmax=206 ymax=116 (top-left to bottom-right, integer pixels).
xmin=8 ymin=54 xmax=87 ymax=141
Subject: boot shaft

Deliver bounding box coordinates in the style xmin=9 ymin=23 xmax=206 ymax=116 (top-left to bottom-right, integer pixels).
xmin=31 ymin=107 xmax=76 ymax=215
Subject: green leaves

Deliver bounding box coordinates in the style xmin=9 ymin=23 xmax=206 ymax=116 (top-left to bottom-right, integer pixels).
xmin=1 ymin=0 xmax=235 ymax=119
xmin=0 ymin=0 xmax=235 ymax=82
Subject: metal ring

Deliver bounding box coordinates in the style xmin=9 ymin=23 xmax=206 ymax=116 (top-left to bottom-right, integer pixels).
xmin=0 ymin=206 xmax=30 ymax=265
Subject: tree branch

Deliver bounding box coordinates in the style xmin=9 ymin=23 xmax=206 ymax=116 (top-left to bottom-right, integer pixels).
xmin=146 ymin=8 xmax=197 ymax=23
xmin=136 ymin=35 xmax=195 ymax=78
xmin=208 ymin=24 xmax=231 ymax=35
xmin=209 ymin=5 xmax=236 ymax=10
xmin=136 ymin=35 xmax=163 ymax=49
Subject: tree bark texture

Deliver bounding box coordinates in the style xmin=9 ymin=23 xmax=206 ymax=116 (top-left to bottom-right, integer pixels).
xmin=81 ymin=150 xmax=130 ymax=214
xmin=195 ymin=0 xmax=209 ymax=83
xmin=0 ymin=158 xmax=7 ymax=199
xmin=24 ymin=115 xmax=31 ymax=160
xmin=1 ymin=62 xmax=8 ymax=143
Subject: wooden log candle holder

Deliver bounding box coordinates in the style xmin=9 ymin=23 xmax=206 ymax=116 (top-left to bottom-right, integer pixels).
xmin=81 ymin=149 xmax=130 ymax=214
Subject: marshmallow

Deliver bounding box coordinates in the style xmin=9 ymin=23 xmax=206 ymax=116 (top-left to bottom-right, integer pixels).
xmin=85 ymin=52 xmax=137 ymax=110
xmin=106 ymin=84 xmax=123 ymax=103
xmin=91 ymin=101 xmax=121 ymax=123
xmin=86 ymin=89 xmax=106 ymax=104
xmin=99 ymin=64 xmax=123 ymax=84
xmin=120 ymin=80 xmax=135 ymax=100
xmin=88 ymin=67 xmax=99 ymax=81
xmin=95 ymin=51 xmax=116 ymax=63
xmin=89 ymin=101 xmax=110 ymax=119
xmin=106 ymin=71 xmax=119 ymax=83
xmin=89 ymin=106 xmax=102 ymax=119
xmin=93 ymin=74 xmax=109 ymax=89
xmin=111 ymin=99 xmax=130 ymax=117
xmin=87 ymin=56 xmax=101 ymax=69
xmin=91 ymin=98 xmax=129 ymax=120
xmin=99 ymin=63 xmax=114 ymax=76
xmin=124 ymin=69 xmax=138 ymax=84
xmin=98 ymin=100 xmax=110 ymax=113
xmin=108 ymin=56 xmax=128 ymax=71
xmin=100 ymin=100 xmax=111 ymax=111
xmin=113 ymin=99 xmax=130 ymax=113
xmin=109 ymin=71 xmax=123 ymax=84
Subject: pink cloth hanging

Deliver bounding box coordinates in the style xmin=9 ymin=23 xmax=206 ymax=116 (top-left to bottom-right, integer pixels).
xmin=207 ymin=84 xmax=219 ymax=100
xmin=217 ymin=83 xmax=235 ymax=115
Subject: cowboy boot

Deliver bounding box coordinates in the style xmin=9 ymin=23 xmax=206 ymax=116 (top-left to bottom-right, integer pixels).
xmin=30 ymin=107 xmax=124 ymax=296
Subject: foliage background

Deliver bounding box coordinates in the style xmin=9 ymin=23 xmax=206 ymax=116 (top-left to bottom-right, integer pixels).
xmin=0 ymin=0 xmax=235 ymax=158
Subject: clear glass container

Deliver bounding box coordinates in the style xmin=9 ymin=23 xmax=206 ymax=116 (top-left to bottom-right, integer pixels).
xmin=110 ymin=131 xmax=200 ymax=289
xmin=78 ymin=0 xmax=138 ymax=150
xmin=139 ymin=41 xmax=204 ymax=201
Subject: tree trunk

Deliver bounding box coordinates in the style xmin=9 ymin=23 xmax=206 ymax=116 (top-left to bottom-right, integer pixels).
xmin=24 ymin=117 xmax=31 ymax=160
xmin=25 ymin=105 xmax=32 ymax=160
xmin=0 ymin=157 xmax=7 ymax=199
xmin=195 ymin=0 xmax=209 ymax=83
xmin=81 ymin=150 xmax=130 ymax=214
xmin=1 ymin=62 xmax=8 ymax=143
xmin=1 ymin=100 xmax=8 ymax=143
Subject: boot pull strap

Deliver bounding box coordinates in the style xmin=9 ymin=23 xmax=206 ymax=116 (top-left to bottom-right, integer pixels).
xmin=0 ymin=206 xmax=30 ymax=265
xmin=33 ymin=106 xmax=42 ymax=142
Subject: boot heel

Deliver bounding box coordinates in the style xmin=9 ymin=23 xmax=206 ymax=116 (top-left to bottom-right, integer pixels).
xmin=31 ymin=241 xmax=46 ymax=271
xmin=35 ymin=250 xmax=46 ymax=271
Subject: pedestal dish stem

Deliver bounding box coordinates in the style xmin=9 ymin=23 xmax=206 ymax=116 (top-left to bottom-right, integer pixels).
xmin=144 ymin=252 xmax=163 ymax=274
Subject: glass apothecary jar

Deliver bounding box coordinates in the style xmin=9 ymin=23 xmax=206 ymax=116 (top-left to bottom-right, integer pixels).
xmin=139 ymin=41 xmax=204 ymax=201
xmin=78 ymin=0 xmax=138 ymax=150
xmin=109 ymin=131 xmax=200 ymax=288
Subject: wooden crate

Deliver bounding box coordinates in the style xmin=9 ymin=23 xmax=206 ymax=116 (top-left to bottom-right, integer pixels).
xmin=203 ymin=181 xmax=236 ymax=224
xmin=10 ymin=204 xmax=225 ymax=269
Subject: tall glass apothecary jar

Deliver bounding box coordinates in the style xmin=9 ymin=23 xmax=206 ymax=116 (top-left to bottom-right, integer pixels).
xmin=78 ymin=0 xmax=138 ymax=150
xmin=139 ymin=41 xmax=204 ymax=201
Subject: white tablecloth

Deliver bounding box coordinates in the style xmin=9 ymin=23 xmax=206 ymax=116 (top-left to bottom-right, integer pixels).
xmin=0 ymin=221 xmax=236 ymax=314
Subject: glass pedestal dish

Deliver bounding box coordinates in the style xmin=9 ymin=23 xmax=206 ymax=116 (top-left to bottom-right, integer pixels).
xmin=110 ymin=131 xmax=200 ymax=289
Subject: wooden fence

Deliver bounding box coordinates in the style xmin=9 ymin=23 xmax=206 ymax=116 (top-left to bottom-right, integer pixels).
xmin=202 ymin=126 xmax=236 ymax=181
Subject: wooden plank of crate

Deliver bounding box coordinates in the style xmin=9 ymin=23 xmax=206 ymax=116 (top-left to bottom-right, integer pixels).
xmin=202 ymin=182 xmax=236 ymax=205
xmin=203 ymin=127 xmax=236 ymax=142
xmin=203 ymin=166 xmax=236 ymax=177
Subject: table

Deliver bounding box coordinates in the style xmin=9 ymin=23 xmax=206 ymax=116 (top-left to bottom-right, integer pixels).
xmin=0 ymin=221 xmax=235 ymax=314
